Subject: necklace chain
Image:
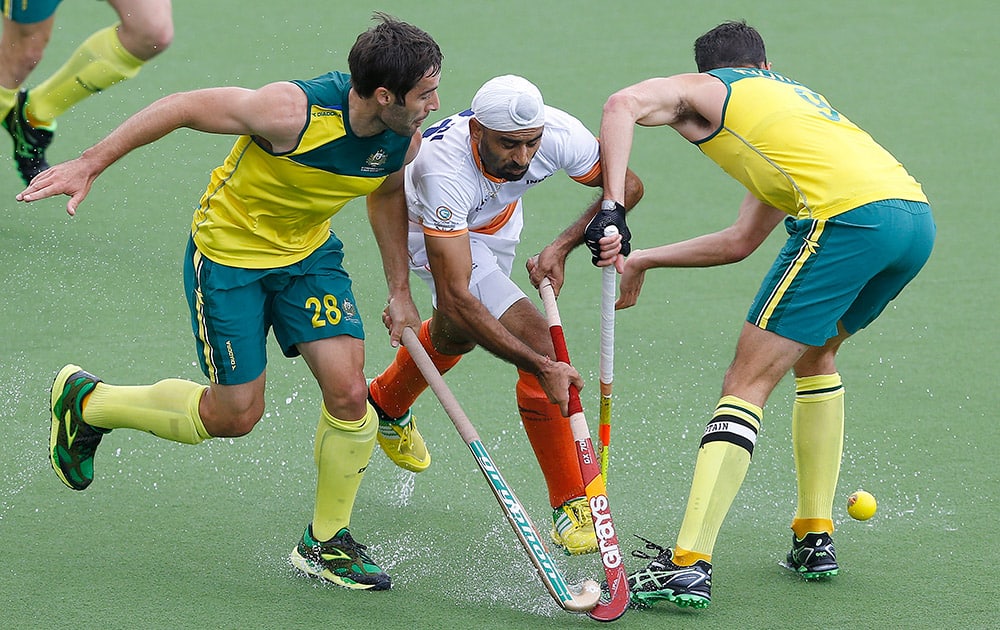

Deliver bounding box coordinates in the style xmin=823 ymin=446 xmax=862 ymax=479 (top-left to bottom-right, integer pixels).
xmin=477 ymin=173 xmax=503 ymax=211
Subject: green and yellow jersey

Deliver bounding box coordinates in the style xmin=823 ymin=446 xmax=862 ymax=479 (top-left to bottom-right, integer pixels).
xmin=191 ymin=71 xmax=410 ymax=268
xmin=697 ymin=68 xmax=927 ymax=220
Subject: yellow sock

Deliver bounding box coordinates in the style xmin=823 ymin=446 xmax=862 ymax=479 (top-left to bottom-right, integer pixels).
xmin=28 ymin=24 xmax=145 ymax=124
xmin=0 ymin=85 xmax=16 ymax=120
xmin=83 ymin=379 xmax=210 ymax=444
xmin=311 ymin=403 xmax=377 ymax=541
xmin=675 ymin=395 xmax=762 ymax=563
xmin=791 ymin=373 xmax=844 ymax=539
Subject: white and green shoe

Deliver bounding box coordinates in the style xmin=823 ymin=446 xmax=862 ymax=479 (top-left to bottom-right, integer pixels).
xmin=550 ymin=496 xmax=598 ymax=555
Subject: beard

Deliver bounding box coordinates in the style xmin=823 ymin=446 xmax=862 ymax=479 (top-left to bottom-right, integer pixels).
xmin=495 ymin=164 xmax=529 ymax=181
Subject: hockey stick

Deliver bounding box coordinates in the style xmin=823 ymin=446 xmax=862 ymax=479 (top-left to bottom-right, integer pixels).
xmin=400 ymin=327 xmax=600 ymax=613
xmin=538 ymin=278 xmax=630 ymax=622
xmin=598 ymin=225 xmax=618 ymax=481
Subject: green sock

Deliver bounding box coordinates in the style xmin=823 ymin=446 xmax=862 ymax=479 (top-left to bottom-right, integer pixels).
xmin=28 ymin=24 xmax=145 ymax=124
xmin=0 ymin=85 xmax=17 ymax=120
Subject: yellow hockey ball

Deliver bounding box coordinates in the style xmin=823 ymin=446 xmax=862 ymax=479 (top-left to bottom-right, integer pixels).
xmin=847 ymin=490 xmax=877 ymax=520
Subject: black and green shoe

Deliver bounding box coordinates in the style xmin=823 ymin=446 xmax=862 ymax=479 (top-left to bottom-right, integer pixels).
xmin=628 ymin=536 xmax=712 ymax=609
xmin=784 ymin=532 xmax=840 ymax=580
xmin=49 ymin=364 xmax=109 ymax=491
xmin=289 ymin=525 xmax=391 ymax=591
xmin=2 ymin=89 xmax=54 ymax=185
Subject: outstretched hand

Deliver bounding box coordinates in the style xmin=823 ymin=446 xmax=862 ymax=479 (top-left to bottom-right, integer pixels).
xmin=16 ymin=157 xmax=99 ymax=216
xmin=615 ymin=249 xmax=646 ymax=309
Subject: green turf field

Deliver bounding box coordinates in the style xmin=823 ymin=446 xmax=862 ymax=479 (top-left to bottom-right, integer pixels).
xmin=2 ymin=1 xmax=997 ymax=628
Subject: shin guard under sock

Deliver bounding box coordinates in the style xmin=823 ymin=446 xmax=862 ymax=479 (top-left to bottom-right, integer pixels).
xmin=516 ymin=369 xmax=585 ymax=508
xmin=370 ymin=319 xmax=461 ymax=417
xmin=791 ymin=373 xmax=844 ymax=538
xmin=675 ymin=395 xmax=762 ymax=562
xmin=311 ymin=404 xmax=377 ymax=541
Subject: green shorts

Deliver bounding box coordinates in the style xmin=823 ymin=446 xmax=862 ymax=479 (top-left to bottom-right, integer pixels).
xmin=4 ymin=0 xmax=62 ymax=23
xmin=183 ymin=233 xmax=365 ymax=385
xmin=747 ymin=199 xmax=935 ymax=346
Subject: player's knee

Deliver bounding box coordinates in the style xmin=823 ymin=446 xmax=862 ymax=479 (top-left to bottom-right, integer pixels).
xmin=322 ymin=379 xmax=369 ymax=421
xmin=431 ymin=336 xmax=475 ymax=356
xmin=142 ymin=21 xmax=173 ymax=58
xmin=210 ymin=401 xmax=265 ymax=437
xmin=117 ymin=20 xmax=173 ymax=60
xmin=427 ymin=325 xmax=475 ymax=355
xmin=9 ymin=46 xmax=46 ymax=80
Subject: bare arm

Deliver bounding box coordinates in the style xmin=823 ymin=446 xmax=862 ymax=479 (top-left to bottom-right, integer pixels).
xmin=527 ymin=166 xmax=644 ymax=292
xmin=16 ymin=82 xmax=307 ymax=214
xmin=427 ymin=232 xmax=549 ymax=372
xmin=368 ymin=132 xmax=423 ymax=347
xmin=600 ymin=74 xmax=722 ymax=205
xmin=426 ymin=231 xmax=582 ymax=414
xmin=616 ymin=192 xmax=786 ymax=308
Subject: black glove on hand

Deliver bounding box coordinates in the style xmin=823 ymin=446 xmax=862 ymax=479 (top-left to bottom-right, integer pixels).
xmin=584 ymin=200 xmax=631 ymax=265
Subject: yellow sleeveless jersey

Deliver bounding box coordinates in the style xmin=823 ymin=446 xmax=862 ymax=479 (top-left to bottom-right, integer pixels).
xmin=191 ymin=71 xmax=411 ymax=268
xmin=697 ymin=68 xmax=926 ymax=219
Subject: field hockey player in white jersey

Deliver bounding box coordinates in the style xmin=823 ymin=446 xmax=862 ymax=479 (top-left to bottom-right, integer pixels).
xmin=368 ymin=75 xmax=643 ymax=555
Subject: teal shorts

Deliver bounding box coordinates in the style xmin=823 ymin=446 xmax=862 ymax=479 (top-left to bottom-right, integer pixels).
xmin=182 ymin=233 xmax=365 ymax=385
xmin=4 ymin=0 xmax=62 ymax=23
xmin=747 ymin=199 xmax=935 ymax=346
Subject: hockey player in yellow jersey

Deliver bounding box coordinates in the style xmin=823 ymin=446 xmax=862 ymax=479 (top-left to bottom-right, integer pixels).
xmin=596 ymin=21 xmax=934 ymax=609
xmin=17 ymin=13 xmax=442 ymax=592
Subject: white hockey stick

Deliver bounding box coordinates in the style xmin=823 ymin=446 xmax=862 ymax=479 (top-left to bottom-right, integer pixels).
xmin=598 ymin=225 xmax=618 ymax=481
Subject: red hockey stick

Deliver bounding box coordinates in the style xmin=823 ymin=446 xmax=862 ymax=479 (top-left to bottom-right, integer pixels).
xmin=538 ymin=278 xmax=630 ymax=622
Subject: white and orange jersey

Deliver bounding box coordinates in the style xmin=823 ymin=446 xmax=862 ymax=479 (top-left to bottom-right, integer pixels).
xmin=405 ymin=105 xmax=602 ymax=244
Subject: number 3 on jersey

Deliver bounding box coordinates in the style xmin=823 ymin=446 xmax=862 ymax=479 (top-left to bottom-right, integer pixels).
xmin=795 ymin=87 xmax=840 ymax=121
xmin=306 ymin=294 xmax=342 ymax=328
